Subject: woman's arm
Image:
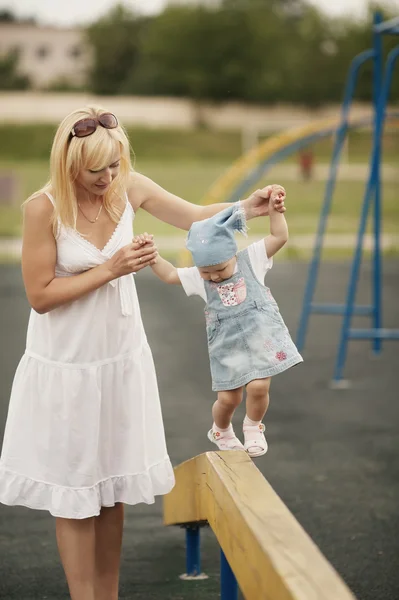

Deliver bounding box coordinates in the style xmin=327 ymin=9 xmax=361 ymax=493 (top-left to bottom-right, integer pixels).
xmin=128 ymin=173 xmax=284 ymax=230
xmin=22 ymin=195 xmax=158 ymax=314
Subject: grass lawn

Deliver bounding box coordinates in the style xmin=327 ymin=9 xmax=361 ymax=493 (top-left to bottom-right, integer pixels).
xmin=1 ymin=125 xmax=398 ymax=164
xmin=1 ymin=158 xmax=398 ymax=243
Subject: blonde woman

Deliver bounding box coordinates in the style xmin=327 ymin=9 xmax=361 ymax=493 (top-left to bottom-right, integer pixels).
xmin=0 ymin=106 xmax=285 ymax=600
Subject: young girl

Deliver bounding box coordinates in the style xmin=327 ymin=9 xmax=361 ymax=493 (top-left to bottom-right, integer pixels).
xmin=137 ymin=185 xmax=303 ymax=458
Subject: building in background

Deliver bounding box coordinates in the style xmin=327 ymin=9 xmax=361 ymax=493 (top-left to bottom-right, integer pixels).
xmin=0 ymin=23 xmax=91 ymax=89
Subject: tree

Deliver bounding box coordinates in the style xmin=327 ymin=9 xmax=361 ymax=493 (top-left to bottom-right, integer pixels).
xmin=0 ymin=10 xmax=16 ymax=22
xmin=85 ymin=1 xmax=398 ymax=106
xmin=0 ymin=9 xmax=35 ymax=23
xmin=86 ymin=4 xmax=149 ymax=95
xmin=134 ymin=4 xmax=285 ymax=103
xmin=0 ymin=50 xmax=30 ymax=90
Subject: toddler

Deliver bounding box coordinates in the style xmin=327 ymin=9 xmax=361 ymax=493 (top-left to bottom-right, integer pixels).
xmin=136 ymin=185 xmax=303 ymax=457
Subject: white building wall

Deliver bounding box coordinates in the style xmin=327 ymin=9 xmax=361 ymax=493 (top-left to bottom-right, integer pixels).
xmin=0 ymin=24 xmax=91 ymax=88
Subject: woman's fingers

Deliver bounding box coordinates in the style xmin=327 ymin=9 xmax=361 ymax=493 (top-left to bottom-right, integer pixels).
xmin=136 ymin=244 xmax=157 ymax=258
xmin=133 ymin=250 xmax=158 ymax=271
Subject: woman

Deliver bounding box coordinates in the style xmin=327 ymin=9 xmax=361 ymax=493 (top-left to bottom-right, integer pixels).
xmin=0 ymin=106 xmax=283 ymax=599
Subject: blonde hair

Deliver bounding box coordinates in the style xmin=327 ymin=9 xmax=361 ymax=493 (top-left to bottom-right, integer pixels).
xmin=26 ymin=106 xmax=134 ymax=235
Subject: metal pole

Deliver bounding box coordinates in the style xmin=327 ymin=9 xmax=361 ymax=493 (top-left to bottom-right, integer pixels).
xmin=332 ymin=41 xmax=399 ymax=382
xmin=372 ymin=11 xmax=383 ymax=355
xmin=296 ymin=49 xmax=374 ymax=352
xmin=179 ymin=525 xmax=208 ymax=580
xmin=220 ymin=549 xmax=238 ymax=600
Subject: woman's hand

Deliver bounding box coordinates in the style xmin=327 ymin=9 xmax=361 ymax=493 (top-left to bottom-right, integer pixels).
xmin=241 ymin=184 xmax=286 ymax=219
xmin=107 ymin=233 xmax=158 ymax=279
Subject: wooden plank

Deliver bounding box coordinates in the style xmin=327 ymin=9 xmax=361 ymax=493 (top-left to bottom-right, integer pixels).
xmin=163 ymin=451 xmax=357 ymax=600
xmin=163 ymin=453 xmax=208 ymax=525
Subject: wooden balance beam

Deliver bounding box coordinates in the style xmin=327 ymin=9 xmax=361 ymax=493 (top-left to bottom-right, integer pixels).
xmin=164 ymin=451 xmax=356 ymax=600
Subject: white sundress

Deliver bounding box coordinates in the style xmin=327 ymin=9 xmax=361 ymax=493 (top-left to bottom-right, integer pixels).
xmin=0 ymin=192 xmax=175 ymax=519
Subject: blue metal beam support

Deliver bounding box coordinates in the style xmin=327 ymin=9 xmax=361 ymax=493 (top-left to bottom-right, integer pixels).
xmin=185 ymin=525 xmax=201 ymax=576
xmin=311 ymin=304 xmax=373 ymax=316
xmin=295 ymin=49 xmax=374 ymax=352
xmin=220 ymin=549 xmax=238 ymax=600
xmin=372 ymin=12 xmax=383 ymax=355
xmin=333 ymin=40 xmax=399 ymax=382
xmin=349 ymin=329 xmax=399 ymax=340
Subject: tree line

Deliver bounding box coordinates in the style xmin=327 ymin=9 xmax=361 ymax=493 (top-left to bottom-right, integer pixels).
xmin=1 ymin=1 xmax=398 ymax=106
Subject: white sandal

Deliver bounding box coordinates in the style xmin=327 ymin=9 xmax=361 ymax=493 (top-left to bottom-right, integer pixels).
xmin=207 ymin=426 xmax=245 ymax=451
xmin=243 ymin=422 xmax=268 ymax=457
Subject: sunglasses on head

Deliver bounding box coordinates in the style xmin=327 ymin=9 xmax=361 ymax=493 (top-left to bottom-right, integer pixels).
xmin=69 ymin=113 xmax=118 ymax=139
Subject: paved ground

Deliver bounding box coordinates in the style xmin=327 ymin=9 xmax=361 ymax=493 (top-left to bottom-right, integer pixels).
xmin=0 ymin=261 xmax=398 ymax=600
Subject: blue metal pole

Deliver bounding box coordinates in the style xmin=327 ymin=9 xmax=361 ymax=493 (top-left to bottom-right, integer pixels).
xmin=372 ymin=11 xmax=383 ymax=355
xmin=220 ymin=549 xmax=238 ymax=600
xmin=333 ymin=44 xmax=399 ymax=382
xmin=296 ymin=49 xmax=374 ymax=352
xmin=185 ymin=525 xmax=201 ymax=577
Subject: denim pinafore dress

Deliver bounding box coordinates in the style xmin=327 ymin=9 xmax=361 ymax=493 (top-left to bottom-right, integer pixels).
xmin=204 ymin=248 xmax=303 ymax=392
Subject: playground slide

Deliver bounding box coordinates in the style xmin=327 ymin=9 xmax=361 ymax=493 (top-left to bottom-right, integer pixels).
xmin=201 ymin=113 xmax=397 ymax=206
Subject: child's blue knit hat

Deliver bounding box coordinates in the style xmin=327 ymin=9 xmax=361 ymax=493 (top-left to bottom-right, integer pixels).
xmin=186 ymin=202 xmax=247 ymax=267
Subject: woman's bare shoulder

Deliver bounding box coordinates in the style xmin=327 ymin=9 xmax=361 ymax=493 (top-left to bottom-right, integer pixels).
xmin=24 ymin=193 xmax=54 ymax=219
xmin=23 ymin=193 xmax=55 ymax=234
xmin=126 ymin=171 xmax=157 ymax=210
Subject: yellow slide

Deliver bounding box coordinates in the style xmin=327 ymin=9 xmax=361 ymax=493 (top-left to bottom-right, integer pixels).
xmin=178 ymin=113 xmax=398 ymax=266
xmin=202 ymin=116 xmax=368 ymax=206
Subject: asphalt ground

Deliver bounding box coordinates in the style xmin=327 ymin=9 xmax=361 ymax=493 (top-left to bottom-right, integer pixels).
xmin=0 ymin=260 xmax=398 ymax=600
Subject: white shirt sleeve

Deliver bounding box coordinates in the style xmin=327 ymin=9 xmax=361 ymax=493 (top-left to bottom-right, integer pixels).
xmin=177 ymin=267 xmax=207 ymax=302
xmin=247 ymin=240 xmax=273 ymax=285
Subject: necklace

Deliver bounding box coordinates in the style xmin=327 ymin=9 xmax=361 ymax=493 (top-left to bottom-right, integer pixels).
xmin=78 ymin=202 xmax=103 ymax=224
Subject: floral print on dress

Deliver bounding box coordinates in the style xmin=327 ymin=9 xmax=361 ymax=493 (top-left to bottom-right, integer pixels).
xmin=276 ymin=351 xmax=287 ymax=361
xmin=217 ymin=277 xmax=247 ymax=307
xmin=263 ymin=339 xmax=274 ymax=351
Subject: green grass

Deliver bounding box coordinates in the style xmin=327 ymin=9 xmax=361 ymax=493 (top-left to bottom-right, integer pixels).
xmin=0 ymin=124 xmax=398 ymax=164
xmin=0 ymin=158 xmax=398 ymax=241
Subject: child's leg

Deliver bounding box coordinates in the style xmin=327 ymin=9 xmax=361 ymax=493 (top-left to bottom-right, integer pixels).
xmin=208 ymin=388 xmax=245 ymax=451
xmin=212 ymin=388 xmax=243 ymax=429
xmin=243 ymin=378 xmax=271 ymax=458
xmin=245 ymin=378 xmax=271 ymax=422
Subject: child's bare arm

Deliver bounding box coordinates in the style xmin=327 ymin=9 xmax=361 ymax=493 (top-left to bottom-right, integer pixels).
xmin=133 ymin=233 xmax=181 ymax=285
xmin=264 ymin=186 xmax=289 ymax=258
xmin=151 ymin=255 xmax=181 ymax=285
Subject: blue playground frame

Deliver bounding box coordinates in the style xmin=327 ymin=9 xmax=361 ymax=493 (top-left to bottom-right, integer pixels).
xmin=182 ymin=525 xmax=239 ymax=597
xmin=295 ymin=12 xmax=399 ymax=385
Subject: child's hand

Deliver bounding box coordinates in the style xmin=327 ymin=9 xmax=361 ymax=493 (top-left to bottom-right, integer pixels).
xmin=269 ymin=185 xmax=286 ymax=213
xmin=243 ymin=184 xmax=285 ymax=218
xmin=133 ymin=232 xmax=154 ymax=246
xmin=260 ymin=184 xmax=286 ymax=214
xmin=132 ymin=233 xmax=159 ymax=263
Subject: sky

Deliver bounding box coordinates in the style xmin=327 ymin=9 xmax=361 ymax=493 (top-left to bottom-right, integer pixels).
xmin=1 ymin=0 xmax=398 ymax=27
